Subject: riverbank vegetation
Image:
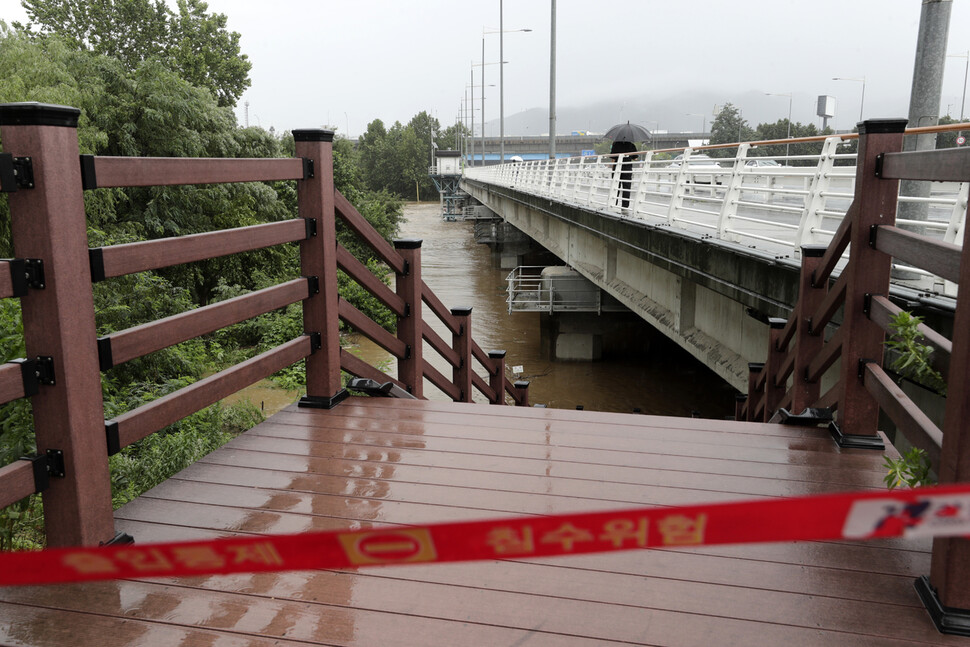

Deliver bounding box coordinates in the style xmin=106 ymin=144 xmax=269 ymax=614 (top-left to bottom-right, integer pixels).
xmin=0 ymin=0 xmax=439 ymax=550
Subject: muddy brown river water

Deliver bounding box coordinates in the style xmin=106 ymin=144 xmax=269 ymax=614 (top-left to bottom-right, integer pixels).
xmin=348 ymin=202 xmax=737 ymax=418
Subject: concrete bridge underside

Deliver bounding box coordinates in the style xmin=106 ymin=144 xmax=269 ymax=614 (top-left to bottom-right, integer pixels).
xmin=463 ymin=179 xmax=805 ymax=392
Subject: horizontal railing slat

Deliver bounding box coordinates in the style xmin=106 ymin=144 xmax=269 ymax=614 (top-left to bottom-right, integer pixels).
xmin=863 ymin=363 xmax=942 ymax=470
xmin=879 ymin=147 xmax=970 ymax=183
xmin=812 ymin=202 xmax=854 ymax=288
xmin=111 ymin=336 xmax=311 ymax=451
xmin=472 ymin=373 xmax=495 ymax=401
xmin=873 ymin=225 xmax=962 ymax=284
xmin=89 ymin=156 xmax=306 ymax=188
xmin=0 ymin=459 xmax=37 ymax=510
xmin=868 ymin=295 xmax=951 ymax=378
xmin=336 ymin=246 xmax=406 ymax=317
xmin=807 ymin=326 xmax=844 ymax=384
xmin=423 ymin=360 xmax=461 ymax=401
xmin=776 ymin=350 xmax=795 ymax=387
xmin=96 ymin=219 xmax=308 ymax=280
xmin=338 ymin=299 xmax=407 ymax=358
xmin=421 ymin=282 xmax=461 ymax=336
xmin=471 ymin=342 xmax=490 ymax=370
xmin=810 ymin=271 xmax=847 ymax=334
xmin=105 ymin=279 xmax=310 ymax=368
xmin=422 ymin=324 xmax=460 ymax=368
xmin=340 ymin=348 xmax=405 ymax=389
xmin=0 ymin=260 xmax=17 ymax=299
xmin=334 ymin=191 xmax=406 ymax=274
xmin=0 ymin=361 xmax=27 ymax=406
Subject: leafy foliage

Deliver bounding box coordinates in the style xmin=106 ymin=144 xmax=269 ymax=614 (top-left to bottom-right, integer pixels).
xmin=885 ymin=311 xmax=947 ymax=395
xmin=18 ymin=0 xmax=251 ymax=106
xmin=883 ymin=447 xmax=934 ymax=490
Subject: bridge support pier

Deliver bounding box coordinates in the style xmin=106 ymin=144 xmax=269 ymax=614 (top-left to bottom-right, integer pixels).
xmin=540 ymin=312 xmax=654 ymax=362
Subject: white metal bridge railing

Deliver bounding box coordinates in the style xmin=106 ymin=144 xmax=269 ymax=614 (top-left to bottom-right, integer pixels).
xmin=466 ymin=128 xmax=969 ymax=298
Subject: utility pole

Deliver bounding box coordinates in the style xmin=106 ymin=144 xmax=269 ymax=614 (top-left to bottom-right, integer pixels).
xmin=548 ymin=0 xmax=557 ymax=160
xmin=900 ymin=0 xmax=952 ymax=229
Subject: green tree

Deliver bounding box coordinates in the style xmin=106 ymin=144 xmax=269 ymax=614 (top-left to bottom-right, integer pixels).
xmin=708 ymin=103 xmax=755 ymax=158
xmin=18 ymin=0 xmax=251 ymax=106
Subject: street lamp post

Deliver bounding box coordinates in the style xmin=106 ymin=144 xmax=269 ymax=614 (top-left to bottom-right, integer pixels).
xmin=484 ymin=6 xmax=531 ymax=164
xmin=764 ymin=92 xmax=793 ymax=160
xmin=643 ymin=120 xmax=659 ymax=149
xmin=946 ymin=51 xmax=968 ymax=124
xmin=832 ymin=76 xmax=866 ymax=123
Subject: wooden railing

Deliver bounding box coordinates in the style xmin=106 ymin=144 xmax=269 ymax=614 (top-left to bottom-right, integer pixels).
xmin=738 ymin=118 xmax=970 ymax=622
xmin=0 ymin=102 xmax=527 ymax=548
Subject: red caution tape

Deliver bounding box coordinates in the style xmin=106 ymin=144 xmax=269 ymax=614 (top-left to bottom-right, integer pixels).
xmin=3 ymin=483 xmax=970 ymax=587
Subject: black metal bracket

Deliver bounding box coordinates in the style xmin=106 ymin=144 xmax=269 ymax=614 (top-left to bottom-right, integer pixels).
xmin=863 ymin=293 xmax=873 ymax=317
xmin=402 ymin=260 xmax=410 ymax=277
xmin=34 ymin=356 xmax=55 ymax=385
xmin=298 ymin=389 xmax=350 ymax=409
xmin=13 ymin=357 xmax=39 ymax=397
xmin=305 ymin=217 xmax=317 ymax=238
xmin=829 ymin=421 xmax=885 ymax=450
xmin=309 ymin=331 xmax=321 ymax=352
xmin=80 ymin=154 xmax=98 ymax=190
xmin=45 ymin=448 xmax=65 ymax=478
xmin=88 ymin=248 xmax=106 ymax=282
xmin=346 ymin=377 xmax=417 ymax=400
xmin=915 ymin=575 xmax=970 ymax=637
xmin=304 ymin=275 xmax=319 ymax=295
xmin=858 ymin=357 xmax=877 ymax=379
xmin=771 ymin=407 xmax=834 ymax=426
xmin=100 ymin=531 xmax=135 ymax=546
xmin=403 ymin=301 xmax=411 ymax=317
xmin=97 ymin=337 xmax=114 ymax=371
xmin=0 ymin=154 xmax=34 ymax=191
xmin=868 ymin=223 xmax=880 ymax=249
xmin=873 ymin=153 xmax=884 ymax=178
xmin=23 ymin=258 xmax=44 ymax=290
xmin=302 ymin=157 xmax=314 ymax=179
xmin=105 ymin=420 xmax=120 ymax=456
xmin=19 ymin=453 xmax=49 ymax=493
xmin=404 ymin=344 xmax=412 ymax=360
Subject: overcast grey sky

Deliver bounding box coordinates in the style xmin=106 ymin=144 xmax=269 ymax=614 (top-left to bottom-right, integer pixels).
xmin=3 ymin=1 xmax=969 ymax=136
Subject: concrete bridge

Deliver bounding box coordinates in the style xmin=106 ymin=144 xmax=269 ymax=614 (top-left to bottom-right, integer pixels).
xmin=462 ymin=132 xmax=968 ymax=391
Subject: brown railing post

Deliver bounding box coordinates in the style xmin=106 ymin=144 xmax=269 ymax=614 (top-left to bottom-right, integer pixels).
xmin=790 ymin=245 xmax=827 ymax=413
xmin=513 ymin=380 xmax=530 ymax=407
xmin=831 ymin=119 xmax=907 ymax=448
xmin=394 ymin=239 xmax=423 ymax=397
xmin=294 ymin=129 xmax=346 ymax=409
xmin=763 ymin=318 xmax=787 ymax=421
xmin=923 ymin=168 xmax=970 ymax=626
xmin=450 ymin=307 xmax=473 ymax=402
xmin=745 ymin=362 xmax=763 ymax=422
xmin=488 ymin=350 xmax=507 ymax=405
xmin=0 ymin=102 xmax=114 ymax=546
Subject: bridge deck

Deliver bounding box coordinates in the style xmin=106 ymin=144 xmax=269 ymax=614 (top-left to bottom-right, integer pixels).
xmin=0 ymin=397 xmax=961 ymax=646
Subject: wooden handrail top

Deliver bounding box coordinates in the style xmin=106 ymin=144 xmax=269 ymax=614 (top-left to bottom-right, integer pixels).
xmin=85 ymin=156 xmax=307 ymax=189
xmin=807 ymin=327 xmax=844 ymax=385
xmin=863 ymin=363 xmax=942 ymax=469
xmin=809 ymin=271 xmax=848 ymax=334
xmin=868 ymin=295 xmax=951 ymax=378
xmin=93 ymin=219 xmax=308 ymax=281
xmin=812 ymin=203 xmax=855 ymax=289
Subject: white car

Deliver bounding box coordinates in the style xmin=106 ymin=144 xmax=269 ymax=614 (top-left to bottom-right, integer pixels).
xmin=744 ymin=158 xmax=782 ymax=169
xmin=667 ymin=153 xmax=723 ymax=185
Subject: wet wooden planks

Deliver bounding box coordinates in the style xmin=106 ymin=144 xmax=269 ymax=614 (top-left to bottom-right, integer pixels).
xmin=1 ymin=396 xmax=964 ymax=646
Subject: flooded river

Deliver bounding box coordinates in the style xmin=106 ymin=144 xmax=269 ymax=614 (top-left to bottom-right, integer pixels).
xmin=350 ymin=202 xmax=737 ymax=418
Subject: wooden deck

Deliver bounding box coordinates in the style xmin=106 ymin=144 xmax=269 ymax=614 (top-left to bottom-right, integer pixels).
xmin=0 ymin=396 xmax=965 ymax=646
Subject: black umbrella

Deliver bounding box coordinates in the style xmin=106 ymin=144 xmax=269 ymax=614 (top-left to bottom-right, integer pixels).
xmin=604 ymin=121 xmax=652 ymax=143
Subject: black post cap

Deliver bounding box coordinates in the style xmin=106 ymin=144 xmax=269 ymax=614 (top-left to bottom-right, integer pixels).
xmin=450 ymin=306 xmax=473 ymax=317
xmin=856 ymin=119 xmax=908 ymax=135
xmin=0 ymin=102 xmax=80 ymax=128
xmin=768 ymin=317 xmax=787 ymax=329
xmin=513 ymin=380 xmax=530 ymax=389
xmin=292 ymin=129 xmax=334 ymax=142
xmin=487 ymin=350 xmax=507 ymax=359
xmin=393 ymin=238 xmax=423 ymax=249
xmin=800 ymin=244 xmax=828 ymax=258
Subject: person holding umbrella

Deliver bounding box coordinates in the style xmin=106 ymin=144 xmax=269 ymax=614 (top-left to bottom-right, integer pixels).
xmin=605 ymin=122 xmax=651 ymax=210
